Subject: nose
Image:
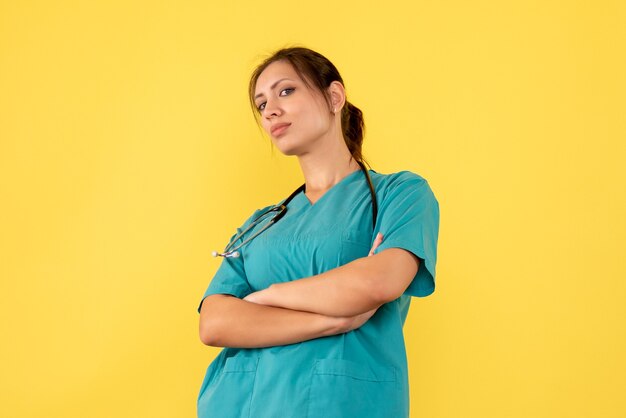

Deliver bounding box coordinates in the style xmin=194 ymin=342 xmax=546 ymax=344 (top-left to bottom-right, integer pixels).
xmin=263 ymin=98 xmax=282 ymax=119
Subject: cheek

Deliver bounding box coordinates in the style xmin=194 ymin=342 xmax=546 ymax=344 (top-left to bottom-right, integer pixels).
xmin=300 ymin=104 xmax=331 ymax=132
xmin=306 ymin=114 xmax=332 ymax=135
xmin=260 ymin=119 xmax=271 ymax=134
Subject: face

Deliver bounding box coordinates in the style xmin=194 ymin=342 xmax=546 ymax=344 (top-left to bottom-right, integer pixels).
xmin=253 ymin=60 xmax=334 ymax=156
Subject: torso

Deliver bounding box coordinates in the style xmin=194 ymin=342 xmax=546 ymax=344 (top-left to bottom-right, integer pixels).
xmin=198 ymin=170 xmax=419 ymax=418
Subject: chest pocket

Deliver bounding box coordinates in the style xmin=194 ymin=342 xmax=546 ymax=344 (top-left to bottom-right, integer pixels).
xmin=340 ymin=228 xmax=372 ymax=262
xmin=244 ymin=228 xmax=373 ymax=290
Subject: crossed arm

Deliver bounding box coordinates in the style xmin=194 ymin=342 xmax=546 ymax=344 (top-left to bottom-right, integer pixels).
xmin=199 ymin=233 xmax=420 ymax=348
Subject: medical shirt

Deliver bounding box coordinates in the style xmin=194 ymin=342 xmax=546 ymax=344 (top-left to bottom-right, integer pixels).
xmin=197 ymin=169 xmax=440 ymax=418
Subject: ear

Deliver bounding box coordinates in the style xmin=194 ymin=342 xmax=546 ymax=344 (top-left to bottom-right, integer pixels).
xmin=327 ymin=81 xmax=346 ymax=113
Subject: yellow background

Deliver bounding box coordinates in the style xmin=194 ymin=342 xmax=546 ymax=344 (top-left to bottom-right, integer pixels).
xmin=1 ymin=1 xmax=624 ymax=417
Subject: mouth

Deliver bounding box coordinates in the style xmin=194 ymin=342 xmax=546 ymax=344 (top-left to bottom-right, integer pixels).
xmin=270 ymin=123 xmax=291 ymax=136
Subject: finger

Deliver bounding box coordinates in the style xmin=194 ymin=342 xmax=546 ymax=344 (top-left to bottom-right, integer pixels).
xmin=368 ymin=233 xmax=384 ymax=256
xmin=369 ymin=233 xmax=381 ymax=255
xmin=374 ymin=232 xmax=383 ymax=247
xmin=243 ymin=293 xmax=257 ymax=302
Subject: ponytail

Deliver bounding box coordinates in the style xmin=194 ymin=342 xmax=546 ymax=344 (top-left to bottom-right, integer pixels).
xmin=341 ymin=101 xmax=365 ymax=163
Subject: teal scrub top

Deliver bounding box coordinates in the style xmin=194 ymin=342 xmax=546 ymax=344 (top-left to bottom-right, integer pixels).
xmin=197 ymin=169 xmax=440 ymax=418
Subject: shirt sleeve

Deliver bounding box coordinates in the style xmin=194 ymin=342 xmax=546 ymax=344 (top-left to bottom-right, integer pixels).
xmin=197 ymin=208 xmax=268 ymax=313
xmin=374 ymin=171 xmax=440 ymax=297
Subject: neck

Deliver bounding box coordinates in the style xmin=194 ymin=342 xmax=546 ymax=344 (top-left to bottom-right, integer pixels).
xmin=297 ymin=144 xmax=361 ymax=193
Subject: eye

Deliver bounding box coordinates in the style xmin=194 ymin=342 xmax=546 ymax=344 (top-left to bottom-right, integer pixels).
xmin=256 ymin=88 xmax=295 ymax=113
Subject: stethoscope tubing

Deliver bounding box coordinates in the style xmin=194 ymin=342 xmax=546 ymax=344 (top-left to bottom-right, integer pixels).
xmin=213 ymin=161 xmax=377 ymax=258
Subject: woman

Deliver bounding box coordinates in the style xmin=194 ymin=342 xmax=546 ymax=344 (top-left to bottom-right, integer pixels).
xmin=197 ymin=46 xmax=439 ymax=418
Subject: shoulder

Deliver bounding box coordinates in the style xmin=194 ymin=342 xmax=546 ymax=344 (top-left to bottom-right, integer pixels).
xmin=238 ymin=203 xmax=276 ymax=229
xmin=370 ymin=170 xmax=435 ymax=199
xmin=242 ymin=183 xmax=303 ymax=226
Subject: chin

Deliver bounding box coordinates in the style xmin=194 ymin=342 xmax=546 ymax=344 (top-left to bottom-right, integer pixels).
xmin=276 ymin=133 xmax=323 ymax=157
xmin=275 ymin=145 xmax=302 ymax=157
xmin=272 ymin=137 xmax=306 ymax=157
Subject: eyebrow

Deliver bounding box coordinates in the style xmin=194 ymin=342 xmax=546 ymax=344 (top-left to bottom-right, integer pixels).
xmin=254 ymin=78 xmax=293 ymax=100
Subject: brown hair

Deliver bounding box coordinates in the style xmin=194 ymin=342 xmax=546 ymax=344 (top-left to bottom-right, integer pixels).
xmin=248 ymin=46 xmax=366 ymax=164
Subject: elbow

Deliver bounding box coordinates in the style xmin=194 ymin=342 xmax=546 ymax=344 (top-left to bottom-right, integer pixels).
xmin=370 ymin=279 xmax=400 ymax=305
xmin=199 ymin=316 xmax=223 ymax=347
xmin=198 ymin=297 xmax=224 ymax=346
xmin=200 ymin=333 xmax=220 ymax=347
xmin=368 ymin=272 xmax=416 ymax=304
xmin=199 ymin=331 xmax=211 ymax=346
xmin=199 ymin=320 xmax=217 ymax=346
xmin=367 ymin=249 xmax=419 ymax=304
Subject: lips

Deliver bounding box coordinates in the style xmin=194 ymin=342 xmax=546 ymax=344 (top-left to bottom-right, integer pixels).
xmin=270 ymin=123 xmax=291 ymax=136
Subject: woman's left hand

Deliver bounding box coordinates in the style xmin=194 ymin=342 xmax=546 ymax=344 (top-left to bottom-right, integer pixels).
xmin=368 ymin=233 xmax=383 ymax=256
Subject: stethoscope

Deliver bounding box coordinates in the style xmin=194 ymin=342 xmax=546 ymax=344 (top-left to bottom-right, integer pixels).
xmin=212 ymin=161 xmax=378 ymax=258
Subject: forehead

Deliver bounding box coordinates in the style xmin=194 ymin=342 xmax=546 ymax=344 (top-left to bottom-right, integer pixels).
xmin=255 ymin=60 xmax=302 ymax=93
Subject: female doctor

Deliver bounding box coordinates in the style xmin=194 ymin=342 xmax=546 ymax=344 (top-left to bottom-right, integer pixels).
xmin=197 ymin=46 xmax=440 ymax=418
